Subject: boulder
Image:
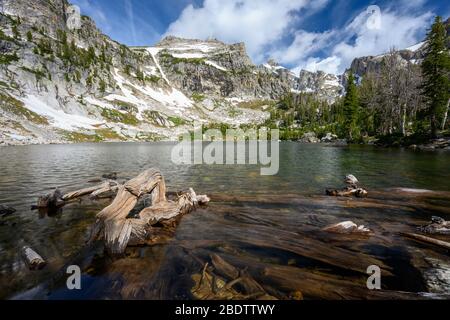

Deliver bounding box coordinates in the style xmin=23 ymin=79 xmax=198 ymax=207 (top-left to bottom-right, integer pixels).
xmin=323 ymin=221 xmax=371 ymax=234
xmin=345 ymin=174 xmax=359 ymax=185
xmin=321 ymin=132 xmax=338 ymax=143
xmin=300 ymin=132 xmax=320 ymax=143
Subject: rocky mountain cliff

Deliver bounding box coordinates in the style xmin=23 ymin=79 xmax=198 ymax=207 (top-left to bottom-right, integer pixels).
xmin=0 ymin=0 xmax=346 ymax=145
xmin=297 ymin=70 xmax=343 ymax=103
xmin=347 ymin=18 xmax=450 ymax=81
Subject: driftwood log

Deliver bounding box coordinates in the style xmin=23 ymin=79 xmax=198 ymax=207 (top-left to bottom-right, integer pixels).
xmin=21 ymin=246 xmax=46 ymax=270
xmin=418 ymin=217 xmax=450 ymax=235
xmin=191 ymin=254 xmax=276 ymax=300
xmin=89 ymin=169 xmax=209 ymax=255
xmin=326 ymin=174 xmax=368 ymax=198
xmin=62 ymin=181 xmax=119 ymax=201
xmin=402 ymin=233 xmax=450 ymax=250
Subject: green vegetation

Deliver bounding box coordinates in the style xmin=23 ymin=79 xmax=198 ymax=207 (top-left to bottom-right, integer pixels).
xmin=136 ymin=132 xmax=166 ymax=141
xmin=145 ymin=75 xmax=160 ymax=83
xmin=191 ymin=92 xmax=205 ymax=103
xmin=0 ymin=29 xmax=12 ymax=41
xmin=0 ymin=53 xmax=19 ymax=65
xmin=35 ymin=38 xmax=53 ymax=55
xmin=174 ymin=57 xmax=205 ymax=65
xmin=342 ymin=73 xmax=360 ymax=140
xmin=62 ymin=131 xmax=101 ymax=143
xmin=420 ymin=16 xmax=450 ymax=138
xmin=101 ymin=107 xmax=139 ymax=126
xmin=0 ymin=92 xmax=48 ymax=125
xmin=62 ymin=128 xmax=125 ymax=142
xmin=95 ymin=128 xmax=125 ymax=141
xmin=12 ymin=25 xmax=20 ymax=39
xmin=238 ymin=99 xmax=273 ymax=110
xmin=160 ymin=51 xmax=206 ymax=65
xmin=21 ymin=66 xmax=48 ymax=81
xmin=167 ymin=116 xmax=187 ymax=126
xmin=268 ymin=16 xmax=449 ymax=144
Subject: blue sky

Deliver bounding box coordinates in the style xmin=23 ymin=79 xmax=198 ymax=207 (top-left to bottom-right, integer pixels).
xmin=71 ymin=0 xmax=450 ymax=74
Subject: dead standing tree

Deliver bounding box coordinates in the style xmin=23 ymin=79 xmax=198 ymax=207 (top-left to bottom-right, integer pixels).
xmin=88 ymin=168 xmax=209 ymax=254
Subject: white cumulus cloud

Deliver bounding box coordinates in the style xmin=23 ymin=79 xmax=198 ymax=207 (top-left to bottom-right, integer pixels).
xmin=164 ymin=0 xmax=327 ymax=60
xmin=165 ymin=0 xmax=435 ymax=75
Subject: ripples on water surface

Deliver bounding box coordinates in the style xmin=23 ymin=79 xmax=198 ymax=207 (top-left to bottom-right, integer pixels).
xmin=0 ymin=142 xmax=449 ymax=299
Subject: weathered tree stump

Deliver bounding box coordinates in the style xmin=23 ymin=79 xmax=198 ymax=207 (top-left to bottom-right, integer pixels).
xmin=89 ymin=169 xmax=209 ymax=255
xmin=34 ymin=188 xmax=64 ymax=209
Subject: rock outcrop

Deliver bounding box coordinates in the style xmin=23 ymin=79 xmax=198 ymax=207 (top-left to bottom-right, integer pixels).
xmin=0 ymin=0 xmax=349 ymax=145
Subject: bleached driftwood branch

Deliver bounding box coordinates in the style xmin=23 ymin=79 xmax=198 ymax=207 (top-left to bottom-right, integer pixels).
xmin=89 ymin=169 xmax=209 ymax=254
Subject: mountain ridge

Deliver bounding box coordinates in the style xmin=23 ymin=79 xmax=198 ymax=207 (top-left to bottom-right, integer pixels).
xmin=0 ymin=0 xmax=444 ymax=145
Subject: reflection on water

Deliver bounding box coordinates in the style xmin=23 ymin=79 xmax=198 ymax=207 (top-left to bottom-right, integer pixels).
xmin=0 ymin=143 xmax=449 ymax=299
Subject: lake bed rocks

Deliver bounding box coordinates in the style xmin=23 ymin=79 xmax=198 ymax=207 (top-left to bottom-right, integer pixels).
xmin=423 ymin=258 xmax=450 ymax=295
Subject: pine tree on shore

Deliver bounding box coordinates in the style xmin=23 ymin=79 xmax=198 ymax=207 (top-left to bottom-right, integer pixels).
xmin=343 ymin=73 xmax=359 ymax=140
xmin=421 ymin=16 xmax=450 ymax=138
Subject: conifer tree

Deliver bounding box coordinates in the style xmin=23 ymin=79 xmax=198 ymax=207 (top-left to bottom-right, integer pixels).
xmin=343 ymin=73 xmax=359 ymax=140
xmin=421 ymin=16 xmax=450 ymax=137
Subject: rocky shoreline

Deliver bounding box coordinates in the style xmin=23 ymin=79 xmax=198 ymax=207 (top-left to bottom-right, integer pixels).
xmin=296 ymin=131 xmax=450 ymax=151
xmin=2 ymin=131 xmax=450 ymax=151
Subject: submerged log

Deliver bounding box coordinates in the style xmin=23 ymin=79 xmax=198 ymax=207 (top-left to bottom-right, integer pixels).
xmin=323 ymin=221 xmax=371 ymax=234
xmin=326 ymin=187 xmax=368 ymax=198
xmin=191 ymin=255 xmax=276 ymax=300
xmin=22 ymin=246 xmax=46 ymax=270
xmin=89 ymin=168 xmax=209 ymax=255
xmin=402 ymin=233 xmax=450 ymax=250
xmin=90 ymin=184 xmax=120 ymax=199
xmin=0 ymin=205 xmax=16 ymax=217
xmin=418 ymin=216 xmax=450 ymax=235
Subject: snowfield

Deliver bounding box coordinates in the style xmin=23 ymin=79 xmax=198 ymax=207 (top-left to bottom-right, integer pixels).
xmin=22 ymin=95 xmax=101 ymax=130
